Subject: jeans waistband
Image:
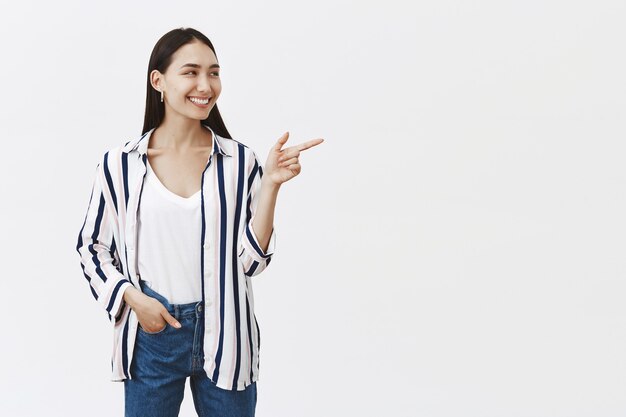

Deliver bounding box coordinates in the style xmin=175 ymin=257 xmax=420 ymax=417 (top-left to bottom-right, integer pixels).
xmin=139 ymin=279 xmax=203 ymax=319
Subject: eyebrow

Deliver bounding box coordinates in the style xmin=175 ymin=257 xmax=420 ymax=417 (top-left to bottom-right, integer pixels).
xmin=179 ymin=63 xmax=220 ymax=69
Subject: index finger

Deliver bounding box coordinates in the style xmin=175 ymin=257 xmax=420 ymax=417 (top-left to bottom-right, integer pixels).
xmin=296 ymin=138 xmax=324 ymax=152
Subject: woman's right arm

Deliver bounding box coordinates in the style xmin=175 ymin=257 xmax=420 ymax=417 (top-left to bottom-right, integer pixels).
xmin=76 ymin=156 xmax=180 ymax=330
xmin=76 ymin=158 xmax=134 ymax=324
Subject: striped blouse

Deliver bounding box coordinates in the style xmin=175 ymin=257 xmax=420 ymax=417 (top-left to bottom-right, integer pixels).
xmin=75 ymin=124 xmax=276 ymax=391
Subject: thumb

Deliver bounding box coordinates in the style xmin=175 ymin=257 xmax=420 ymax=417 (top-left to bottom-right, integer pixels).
xmin=162 ymin=310 xmax=182 ymax=328
xmin=273 ymin=131 xmax=289 ymax=152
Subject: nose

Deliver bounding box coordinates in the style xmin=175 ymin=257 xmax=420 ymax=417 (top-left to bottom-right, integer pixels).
xmin=197 ymin=74 xmax=211 ymax=93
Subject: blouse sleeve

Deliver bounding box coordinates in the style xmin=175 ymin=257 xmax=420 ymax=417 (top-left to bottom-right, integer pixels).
xmin=238 ymin=150 xmax=276 ymax=277
xmin=76 ymin=156 xmax=133 ymax=323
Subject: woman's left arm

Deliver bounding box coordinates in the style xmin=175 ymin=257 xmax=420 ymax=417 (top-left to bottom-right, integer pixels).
xmin=252 ymin=131 xmax=324 ymax=252
xmin=251 ymin=178 xmax=280 ymax=253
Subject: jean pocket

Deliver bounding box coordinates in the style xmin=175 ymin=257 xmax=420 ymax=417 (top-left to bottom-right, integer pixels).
xmin=138 ymin=322 xmax=168 ymax=335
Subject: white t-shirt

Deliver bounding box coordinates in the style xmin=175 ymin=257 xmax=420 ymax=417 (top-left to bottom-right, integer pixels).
xmin=136 ymin=157 xmax=202 ymax=304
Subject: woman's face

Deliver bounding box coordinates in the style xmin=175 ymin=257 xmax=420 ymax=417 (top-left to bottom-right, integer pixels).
xmin=152 ymin=40 xmax=222 ymax=120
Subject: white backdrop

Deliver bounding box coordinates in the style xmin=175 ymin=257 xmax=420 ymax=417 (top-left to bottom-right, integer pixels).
xmin=0 ymin=1 xmax=625 ymax=416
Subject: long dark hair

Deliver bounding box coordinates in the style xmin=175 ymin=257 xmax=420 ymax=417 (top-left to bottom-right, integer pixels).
xmin=141 ymin=27 xmax=232 ymax=139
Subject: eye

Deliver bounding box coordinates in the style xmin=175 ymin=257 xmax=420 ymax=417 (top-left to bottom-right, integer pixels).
xmin=184 ymin=71 xmax=219 ymax=77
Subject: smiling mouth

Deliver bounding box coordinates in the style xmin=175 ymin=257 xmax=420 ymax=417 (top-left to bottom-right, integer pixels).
xmin=188 ymin=96 xmax=211 ymax=106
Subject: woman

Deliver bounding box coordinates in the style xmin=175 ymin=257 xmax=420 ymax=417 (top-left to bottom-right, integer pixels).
xmin=76 ymin=27 xmax=323 ymax=417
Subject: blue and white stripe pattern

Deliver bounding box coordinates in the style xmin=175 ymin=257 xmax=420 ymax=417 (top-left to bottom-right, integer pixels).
xmin=76 ymin=124 xmax=276 ymax=391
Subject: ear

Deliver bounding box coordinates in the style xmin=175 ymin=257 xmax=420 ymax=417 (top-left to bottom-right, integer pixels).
xmin=150 ymin=69 xmax=164 ymax=92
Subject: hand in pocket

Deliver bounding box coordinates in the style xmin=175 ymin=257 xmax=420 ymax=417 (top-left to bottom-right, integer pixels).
xmin=134 ymin=293 xmax=181 ymax=332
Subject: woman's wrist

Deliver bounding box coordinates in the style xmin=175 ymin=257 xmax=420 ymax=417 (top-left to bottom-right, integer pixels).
xmin=123 ymin=286 xmax=144 ymax=309
xmin=261 ymin=176 xmax=281 ymax=193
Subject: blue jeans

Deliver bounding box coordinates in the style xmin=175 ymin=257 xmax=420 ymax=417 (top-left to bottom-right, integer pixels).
xmin=124 ymin=280 xmax=257 ymax=417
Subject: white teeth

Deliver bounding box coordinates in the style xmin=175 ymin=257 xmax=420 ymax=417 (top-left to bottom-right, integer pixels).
xmin=189 ymin=97 xmax=209 ymax=104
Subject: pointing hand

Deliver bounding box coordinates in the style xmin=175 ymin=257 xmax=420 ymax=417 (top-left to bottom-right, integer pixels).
xmin=264 ymin=132 xmax=324 ymax=185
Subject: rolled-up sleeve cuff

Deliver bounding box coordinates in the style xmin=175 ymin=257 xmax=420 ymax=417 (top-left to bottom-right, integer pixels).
xmin=244 ymin=215 xmax=276 ymax=261
xmin=106 ymin=279 xmax=133 ymax=324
